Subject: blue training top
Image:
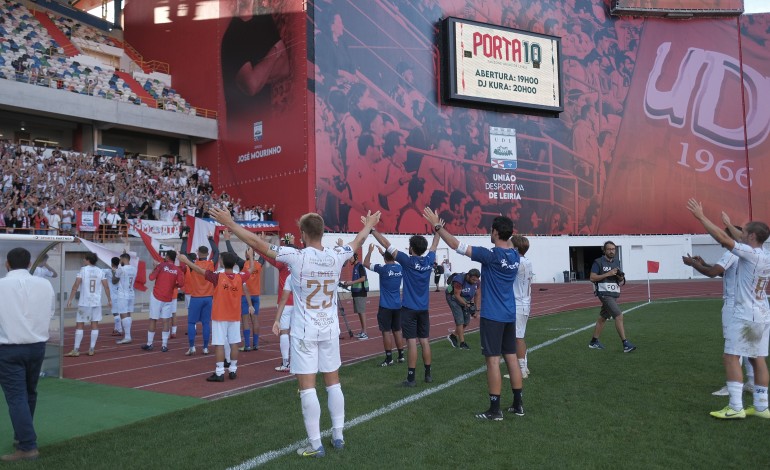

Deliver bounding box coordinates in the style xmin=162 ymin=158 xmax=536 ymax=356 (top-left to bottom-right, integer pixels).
xmin=470 ymin=246 xmax=520 ymax=322
xmin=395 ymin=250 xmax=436 ymax=311
xmin=372 ymin=263 xmax=403 ymax=310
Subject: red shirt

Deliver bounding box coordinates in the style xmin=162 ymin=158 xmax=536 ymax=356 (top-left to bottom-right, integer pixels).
xmin=149 ymin=261 xmax=184 ymax=302
xmin=204 ymin=270 xmax=250 ymax=321
xmin=264 ymin=256 xmax=292 ymax=305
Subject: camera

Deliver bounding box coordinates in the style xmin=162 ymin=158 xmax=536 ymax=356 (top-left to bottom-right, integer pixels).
xmin=615 ymin=270 xmax=625 ymax=278
xmin=464 ymin=301 xmax=477 ymax=316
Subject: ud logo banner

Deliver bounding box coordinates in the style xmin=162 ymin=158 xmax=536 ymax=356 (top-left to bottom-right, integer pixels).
xmin=489 ymin=126 xmax=517 ymax=170
xmin=253 ymin=121 xmax=263 ymax=142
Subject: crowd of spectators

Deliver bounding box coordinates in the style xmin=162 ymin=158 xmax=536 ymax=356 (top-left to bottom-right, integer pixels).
xmin=0 ymin=142 xmax=276 ymax=235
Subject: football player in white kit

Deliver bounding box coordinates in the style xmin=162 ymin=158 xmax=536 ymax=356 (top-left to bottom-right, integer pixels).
xmin=114 ymin=253 xmax=138 ymax=344
xmin=65 ymin=252 xmax=111 ymax=356
xmin=104 ymin=257 xmax=122 ymax=337
xmin=209 ymin=207 xmax=380 ymax=458
xmin=687 ymin=198 xmax=770 ymax=419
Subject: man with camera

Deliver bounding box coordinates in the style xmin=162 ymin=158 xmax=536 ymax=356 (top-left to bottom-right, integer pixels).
xmin=588 ymin=241 xmax=636 ymax=352
xmin=446 ymin=269 xmax=481 ymax=350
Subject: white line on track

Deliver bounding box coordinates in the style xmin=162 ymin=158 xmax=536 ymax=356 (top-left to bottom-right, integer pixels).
xmin=227 ymin=302 xmax=651 ymax=469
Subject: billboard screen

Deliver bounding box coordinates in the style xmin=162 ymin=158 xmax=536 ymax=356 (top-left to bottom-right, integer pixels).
xmin=612 ymin=0 xmax=743 ymax=16
xmin=443 ymin=17 xmax=563 ymax=113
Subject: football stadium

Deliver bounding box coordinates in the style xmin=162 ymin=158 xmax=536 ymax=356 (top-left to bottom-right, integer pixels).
xmin=0 ymin=0 xmax=768 ymax=467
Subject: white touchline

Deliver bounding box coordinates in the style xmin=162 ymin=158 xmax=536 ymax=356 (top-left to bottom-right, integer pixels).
xmin=227 ymin=302 xmax=651 ymax=469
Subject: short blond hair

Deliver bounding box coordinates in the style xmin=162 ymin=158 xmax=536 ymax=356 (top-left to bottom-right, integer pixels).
xmin=299 ymin=213 xmax=325 ymax=241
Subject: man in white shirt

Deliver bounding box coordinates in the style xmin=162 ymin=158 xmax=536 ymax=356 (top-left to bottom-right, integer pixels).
xmin=687 ymin=198 xmax=770 ymax=419
xmin=512 ymin=235 xmax=533 ymax=379
xmin=209 ymin=206 xmax=380 ymax=458
xmin=0 ymin=247 xmax=55 ymax=461
xmin=114 ymin=253 xmax=137 ymax=344
xmin=32 ymin=254 xmax=57 ymax=280
xmin=65 ymin=253 xmax=111 ymax=357
xmin=103 ymin=258 xmax=122 ymax=337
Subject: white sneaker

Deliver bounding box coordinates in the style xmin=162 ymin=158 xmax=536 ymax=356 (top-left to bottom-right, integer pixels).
xmin=185 ymin=347 xmax=196 ymax=356
xmin=520 ymin=368 xmax=529 ymax=379
xmin=744 ymin=382 xmax=755 ymax=393
xmin=116 ymin=338 xmax=132 ymax=345
xmin=356 ymin=332 xmax=369 ymax=340
xmin=202 ymin=348 xmax=209 ymax=355
xmin=712 ymin=385 xmax=729 ymax=396
xmin=275 ymin=364 xmax=290 ymax=372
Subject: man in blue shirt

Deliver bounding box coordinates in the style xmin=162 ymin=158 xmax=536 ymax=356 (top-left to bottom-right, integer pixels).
xmin=364 ymin=243 xmax=406 ymax=366
xmin=424 ymin=207 xmax=523 ymax=420
xmin=371 ymin=229 xmax=440 ymax=386
xmin=446 ymin=269 xmax=481 ymax=350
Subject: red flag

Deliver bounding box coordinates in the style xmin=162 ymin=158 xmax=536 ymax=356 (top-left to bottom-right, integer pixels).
xmin=138 ymin=227 xmax=164 ymax=263
xmin=647 ymin=260 xmax=660 ymax=273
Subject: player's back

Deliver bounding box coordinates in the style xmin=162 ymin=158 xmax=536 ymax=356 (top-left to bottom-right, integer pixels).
xmin=79 ymin=265 xmax=105 ymax=306
xmin=514 ymin=255 xmax=533 ymax=306
xmin=117 ymin=264 xmax=138 ymax=299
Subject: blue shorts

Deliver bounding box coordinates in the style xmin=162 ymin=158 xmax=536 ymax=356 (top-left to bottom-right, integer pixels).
xmin=187 ymin=296 xmax=212 ymax=324
xmin=400 ymin=308 xmax=429 ymax=339
xmin=241 ymin=295 xmax=260 ymax=315
xmin=479 ymin=317 xmax=516 ymax=357
xmin=377 ymin=306 xmax=402 ymax=332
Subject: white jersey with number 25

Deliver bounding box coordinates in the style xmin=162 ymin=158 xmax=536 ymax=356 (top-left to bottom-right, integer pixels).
xmin=276 ymin=244 xmax=355 ymax=340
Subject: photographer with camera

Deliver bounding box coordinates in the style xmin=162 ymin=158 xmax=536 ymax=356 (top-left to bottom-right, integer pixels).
xmin=588 ymin=241 xmax=636 ymax=352
xmin=445 ymin=268 xmax=481 ymax=350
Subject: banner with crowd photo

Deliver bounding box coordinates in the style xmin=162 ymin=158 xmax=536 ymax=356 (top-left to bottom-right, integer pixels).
xmin=310 ymin=0 xmax=770 ymax=236
xmin=215 ymin=0 xmax=309 ymax=206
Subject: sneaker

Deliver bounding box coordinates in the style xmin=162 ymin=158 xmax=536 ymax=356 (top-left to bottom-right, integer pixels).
xmin=712 ymin=385 xmax=729 ymax=396
xmin=64 ymin=349 xmax=80 ymax=357
xmin=744 ymin=382 xmax=755 ymax=393
xmin=398 ymin=356 xmax=405 ymax=363
xmin=296 ymin=445 xmax=325 ymax=458
xmin=475 ymin=410 xmax=504 ymax=421
xmin=402 ymin=379 xmax=416 ymax=388
xmin=161 ymin=346 xmax=169 ymax=353
xmin=380 ymin=359 xmax=394 ymax=367
xmin=206 ymin=373 xmax=224 ymax=382
xmin=588 ymin=341 xmax=605 ymax=350
xmin=185 ymin=347 xmax=196 ymax=356
xmin=507 ymin=403 xmax=525 ymax=416
xmin=745 ymin=406 xmax=770 ymax=418
xmin=202 ymin=348 xmax=210 ymax=355
xmin=447 ymin=334 xmax=458 ymax=348
xmin=116 ymin=338 xmax=132 ymax=345
xmin=111 ymin=329 xmax=122 ymax=336
xmin=356 ymin=332 xmax=369 ymax=340
xmin=520 ymin=368 xmax=529 ymax=379
xmin=141 ymin=344 xmax=154 ymax=351
xmin=331 ymin=438 xmax=344 ymax=450
xmin=459 ymin=342 xmax=470 ymax=350
xmin=238 ymin=346 xmax=252 ymax=352
xmin=425 ymin=374 xmax=433 ymax=383
xmin=88 ymin=349 xmax=95 ymax=356
xmin=525 ymin=366 xmax=530 ymax=376
xmin=229 ymin=371 xmax=237 ymax=380
xmin=709 ymin=405 xmax=746 ymax=419
xmin=623 ymin=341 xmax=637 ymax=353
xmin=275 ymin=364 xmax=290 ymax=372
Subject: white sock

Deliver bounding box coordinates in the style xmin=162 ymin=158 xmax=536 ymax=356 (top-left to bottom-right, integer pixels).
xmin=147 ymin=331 xmax=155 ymax=345
xmin=518 ymin=358 xmax=526 ymax=369
xmin=744 ymin=357 xmax=755 ymax=384
xmin=224 ymin=344 xmax=231 ymax=362
xmin=215 ymin=361 xmax=224 ymax=376
xmin=172 ymin=325 xmax=177 ymax=335
xmin=161 ymin=330 xmax=170 ymax=347
xmin=280 ymin=334 xmax=290 ymax=365
xmin=300 ymin=388 xmax=322 ymax=449
xmin=727 ymin=381 xmax=743 ymax=411
xmin=90 ymin=329 xmax=99 ymax=349
xmin=753 ymin=386 xmax=768 ymax=411
xmin=122 ymin=317 xmax=132 ymax=340
xmin=74 ymin=329 xmax=83 ymax=350
xmin=229 ymin=359 xmax=238 ymax=373
xmin=114 ymin=316 xmax=122 ymax=332
xmin=326 ymin=383 xmax=345 ymax=441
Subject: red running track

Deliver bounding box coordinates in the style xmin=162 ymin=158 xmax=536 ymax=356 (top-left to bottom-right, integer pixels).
xmin=62 ymin=280 xmax=722 ymax=400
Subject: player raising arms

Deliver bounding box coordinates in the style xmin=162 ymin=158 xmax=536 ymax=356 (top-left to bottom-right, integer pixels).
xmin=687 ymin=198 xmax=770 ymax=419
xmin=208 ymin=207 xmax=380 ymax=458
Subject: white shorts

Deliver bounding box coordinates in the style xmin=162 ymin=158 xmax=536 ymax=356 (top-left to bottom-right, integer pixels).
xmin=724 ymin=319 xmax=770 ymax=358
xmin=110 ymin=302 xmax=119 ymax=315
xmin=115 ymin=297 xmax=135 ymax=315
xmin=290 ymin=335 xmax=341 ymax=374
xmin=516 ymin=304 xmax=530 ymax=338
xmin=77 ymin=306 xmax=102 ymax=323
xmin=149 ymin=295 xmax=174 ymax=320
xmin=171 ymin=298 xmax=178 ymax=313
xmin=211 ymin=320 xmax=241 ymax=346
xmin=280 ymin=305 xmax=293 ymax=331
xmin=721 ymin=302 xmax=734 ymax=338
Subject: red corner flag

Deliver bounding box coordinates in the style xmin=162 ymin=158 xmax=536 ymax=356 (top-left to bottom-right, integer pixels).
xmin=647 ymin=260 xmax=660 ymax=274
